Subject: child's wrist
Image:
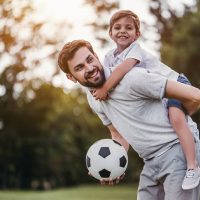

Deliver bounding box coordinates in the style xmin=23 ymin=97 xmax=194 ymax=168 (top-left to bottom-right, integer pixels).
xmin=103 ymin=85 xmax=110 ymax=93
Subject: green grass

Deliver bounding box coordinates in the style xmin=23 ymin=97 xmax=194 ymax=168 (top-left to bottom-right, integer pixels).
xmin=0 ymin=184 xmax=137 ymax=200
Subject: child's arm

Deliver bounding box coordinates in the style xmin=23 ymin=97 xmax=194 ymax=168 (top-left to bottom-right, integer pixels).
xmin=93 ymin=58 xmax=139 ymax=100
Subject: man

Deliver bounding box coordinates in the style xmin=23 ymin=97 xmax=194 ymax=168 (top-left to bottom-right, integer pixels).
xmin=58 ymin=40 xmax=200 ymax=200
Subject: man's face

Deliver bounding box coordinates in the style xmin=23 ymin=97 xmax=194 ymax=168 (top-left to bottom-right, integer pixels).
xmin=67 ymin=47 xmax=105 ymax=88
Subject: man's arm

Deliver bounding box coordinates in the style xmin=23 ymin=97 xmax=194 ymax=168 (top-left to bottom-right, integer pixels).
xmin=107 ymin=124 xmax=129 ymax=152
xmin=165 ymin=79 xmax=200 ymax=115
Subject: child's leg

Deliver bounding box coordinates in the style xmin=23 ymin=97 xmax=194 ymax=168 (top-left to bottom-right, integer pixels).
xmin=168 ymin=107 xmax=198 ymax=169
xmin=168 ymin=74 xmax=200 ymax=190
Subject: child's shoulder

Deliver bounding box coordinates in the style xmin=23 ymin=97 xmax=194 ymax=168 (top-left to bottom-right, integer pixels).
xmin=105 ymin=48 xmax=116 ymax=57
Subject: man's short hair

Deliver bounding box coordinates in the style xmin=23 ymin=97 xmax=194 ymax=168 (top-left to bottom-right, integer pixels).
xmin=58 ymin=40 xmax=95 ymax=73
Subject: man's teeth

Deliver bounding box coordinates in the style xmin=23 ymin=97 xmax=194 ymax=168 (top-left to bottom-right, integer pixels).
xmin=89 ymin=71 xmax=98 ymax=78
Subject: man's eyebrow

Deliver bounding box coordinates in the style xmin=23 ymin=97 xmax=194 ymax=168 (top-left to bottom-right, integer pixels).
xmin=74 ymin=63 xmax=83 ymax=69
xmin=73 ymin=55 xmax=91 ymax=69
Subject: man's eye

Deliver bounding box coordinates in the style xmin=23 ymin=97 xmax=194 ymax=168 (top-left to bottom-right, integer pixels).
xmin=75 ymin=66 xmax=83 ymax=71
xmin=88 ymin=57 xmax=93 ymax=63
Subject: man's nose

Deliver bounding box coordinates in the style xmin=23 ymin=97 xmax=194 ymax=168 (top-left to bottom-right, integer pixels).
xmin=85 ymin=63 xmax=93 ymax=72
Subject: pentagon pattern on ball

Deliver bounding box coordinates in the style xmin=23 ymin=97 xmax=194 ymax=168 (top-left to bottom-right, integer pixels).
xmin=99 ymin=169 xmax=111 ymax=178
xmin=98 ymin=147 xmax=111 ymax=158
xmin=86 ymin=156 xmax=91 ymax=168
xmin=86 ymin=139 xmax=128 ymax=181
xmin=120 ymin=155 xmax=127 ymax=167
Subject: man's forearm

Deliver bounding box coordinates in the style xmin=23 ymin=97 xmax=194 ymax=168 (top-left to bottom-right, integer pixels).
xmin=165 ymin=80 xmax=200 ymax=115
xmin=107 ymin=124 xmax=129 ymax=152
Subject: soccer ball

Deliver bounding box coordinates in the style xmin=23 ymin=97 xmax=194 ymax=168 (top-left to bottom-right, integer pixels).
xmin=86 ymin=139 xmax=128 ymax=181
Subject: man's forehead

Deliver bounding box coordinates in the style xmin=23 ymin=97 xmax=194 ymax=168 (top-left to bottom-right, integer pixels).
xmin=69 ymin=47 xmax=91 ymax=67
xmin=74 ymin=47 xmax=91 ymax=60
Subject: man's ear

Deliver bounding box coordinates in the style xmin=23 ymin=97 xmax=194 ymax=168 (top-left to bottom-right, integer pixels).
xmin=66 ymin=73 xmax=77 ymax=83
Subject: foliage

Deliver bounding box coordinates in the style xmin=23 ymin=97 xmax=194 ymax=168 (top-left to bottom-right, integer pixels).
xmin=0 ymin=80 xmax=109 ymax=189
xmin=149 ymin=0 xmax=200 ymax=128
xmin=0 ymin=0 xmax=82 ymax=189
xmin=84 ymin=0 xmax=119 ymax=47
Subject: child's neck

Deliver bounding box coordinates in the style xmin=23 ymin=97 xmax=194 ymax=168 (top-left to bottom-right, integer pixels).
xmin=114 ymin=46 xmax=126 ymax=57
xmin=115 ymin=41 xmax=135 ymax=56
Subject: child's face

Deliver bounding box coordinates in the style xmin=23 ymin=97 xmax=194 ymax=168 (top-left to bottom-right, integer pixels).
xmin=110 ymin=16 xmax=139 ymax=51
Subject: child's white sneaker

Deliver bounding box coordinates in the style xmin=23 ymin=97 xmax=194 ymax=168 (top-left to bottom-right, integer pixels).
xmin=182 ymin=167 xmax=200 ymax=190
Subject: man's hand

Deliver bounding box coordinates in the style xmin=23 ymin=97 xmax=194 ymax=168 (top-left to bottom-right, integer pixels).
xmin=88 ymin=171 xmax=125 ymax=185
xmin=100 ymin=173 xmax=126 ymax=185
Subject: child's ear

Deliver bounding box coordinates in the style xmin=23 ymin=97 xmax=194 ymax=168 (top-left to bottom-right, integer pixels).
xmin=66 ymin=73 xmax=77 ymax=83
xmin=136 ymin=31 xmax=141 ymax=39
xmin=109 ymin=30 xmax=113 ymax=38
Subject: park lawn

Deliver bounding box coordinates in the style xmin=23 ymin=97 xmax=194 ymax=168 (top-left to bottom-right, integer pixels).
xmin=0 ymin=184 xmax=137 ymax=200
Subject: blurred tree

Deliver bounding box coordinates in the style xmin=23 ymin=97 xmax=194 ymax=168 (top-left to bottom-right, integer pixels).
xmin=0 ymin=0 xmax=81 ymax=189
xmin=84 ymin=0 xmax=119 ymax=47
xmin=0 ymin=78 xmax=108 ymax=188
xmin=149 ymin=0 xmax=200 ymax=128
xmin=149 ymin=0 xmax=199 ymax=84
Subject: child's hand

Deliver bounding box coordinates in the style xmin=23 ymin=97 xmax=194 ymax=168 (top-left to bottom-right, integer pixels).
xmin=92 ymin=87 xmax=109 ymax=101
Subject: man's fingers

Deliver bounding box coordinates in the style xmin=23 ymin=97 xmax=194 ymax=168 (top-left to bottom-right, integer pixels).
xmin=100 ymin=178 xmax=105 ymax=185
xmin=109 ymin=178 xmax=113 ymax=185
xmin=115 ymin=177 xmax=120 ymax=184
xmin=120 ymin=173 xmax=125 ymax=180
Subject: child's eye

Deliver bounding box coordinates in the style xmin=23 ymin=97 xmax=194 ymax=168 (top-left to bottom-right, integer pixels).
xmin=127 ymin=26 xmax=133 ymax=30
xmin=113 ymin=26 xmax=120 ymax=30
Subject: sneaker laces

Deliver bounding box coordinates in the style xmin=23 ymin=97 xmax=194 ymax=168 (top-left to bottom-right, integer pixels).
xmin=186 ymin=169 xmax=195 ymax=178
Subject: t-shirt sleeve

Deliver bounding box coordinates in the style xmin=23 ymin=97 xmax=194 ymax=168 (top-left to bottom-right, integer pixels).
xmin=125 ymin=42 xmax=143 ymax=62
xmin=95 ymin=112 xmax=112 ymax=126
xmin=128 ymin=68 xmax=167 ymax=100
xmin=87 ymin=93 xmax=111 ymax=126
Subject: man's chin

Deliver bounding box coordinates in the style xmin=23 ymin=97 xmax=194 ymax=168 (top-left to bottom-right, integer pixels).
xmin=81 ymin=78 xmax=105 ymax=88
xmin=84 ymin=81 xmax=104 ymax=88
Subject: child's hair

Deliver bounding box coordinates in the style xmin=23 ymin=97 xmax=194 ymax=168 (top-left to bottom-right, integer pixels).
xmin=58 ymin=40 xmax=94 ymax=73
xmin=109 ymin=10 xmax=140 ymax=35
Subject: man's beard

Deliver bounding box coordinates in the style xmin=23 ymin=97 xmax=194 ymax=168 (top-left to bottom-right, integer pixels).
xmin=82 ymin=68 xmax=105 ymax=88
xmin=79 ymin=69 xmax=106 ymax=88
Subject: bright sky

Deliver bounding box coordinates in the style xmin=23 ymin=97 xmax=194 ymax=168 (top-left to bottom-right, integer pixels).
xmin=32 ymin=0 xmax=196 ymax=89
xmin=33 ymin=0 xmax=196 ymax=53
xmin=33 ymin=0 xmax=154 ymax=57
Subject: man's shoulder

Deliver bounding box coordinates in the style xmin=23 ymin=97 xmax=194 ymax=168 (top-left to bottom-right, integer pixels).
xmin=127 ymin=67 xmax=149 ymax=76
xmin=122 ymin=67 xmax=150 ymax=85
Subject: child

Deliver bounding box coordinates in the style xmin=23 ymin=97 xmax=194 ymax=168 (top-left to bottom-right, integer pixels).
xmin=92 ymin=10 xmax=200 ymax=190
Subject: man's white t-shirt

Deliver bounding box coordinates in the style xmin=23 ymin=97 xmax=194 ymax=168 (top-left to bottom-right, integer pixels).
xmin=85 ymin=67 xmax=199 ymax=160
